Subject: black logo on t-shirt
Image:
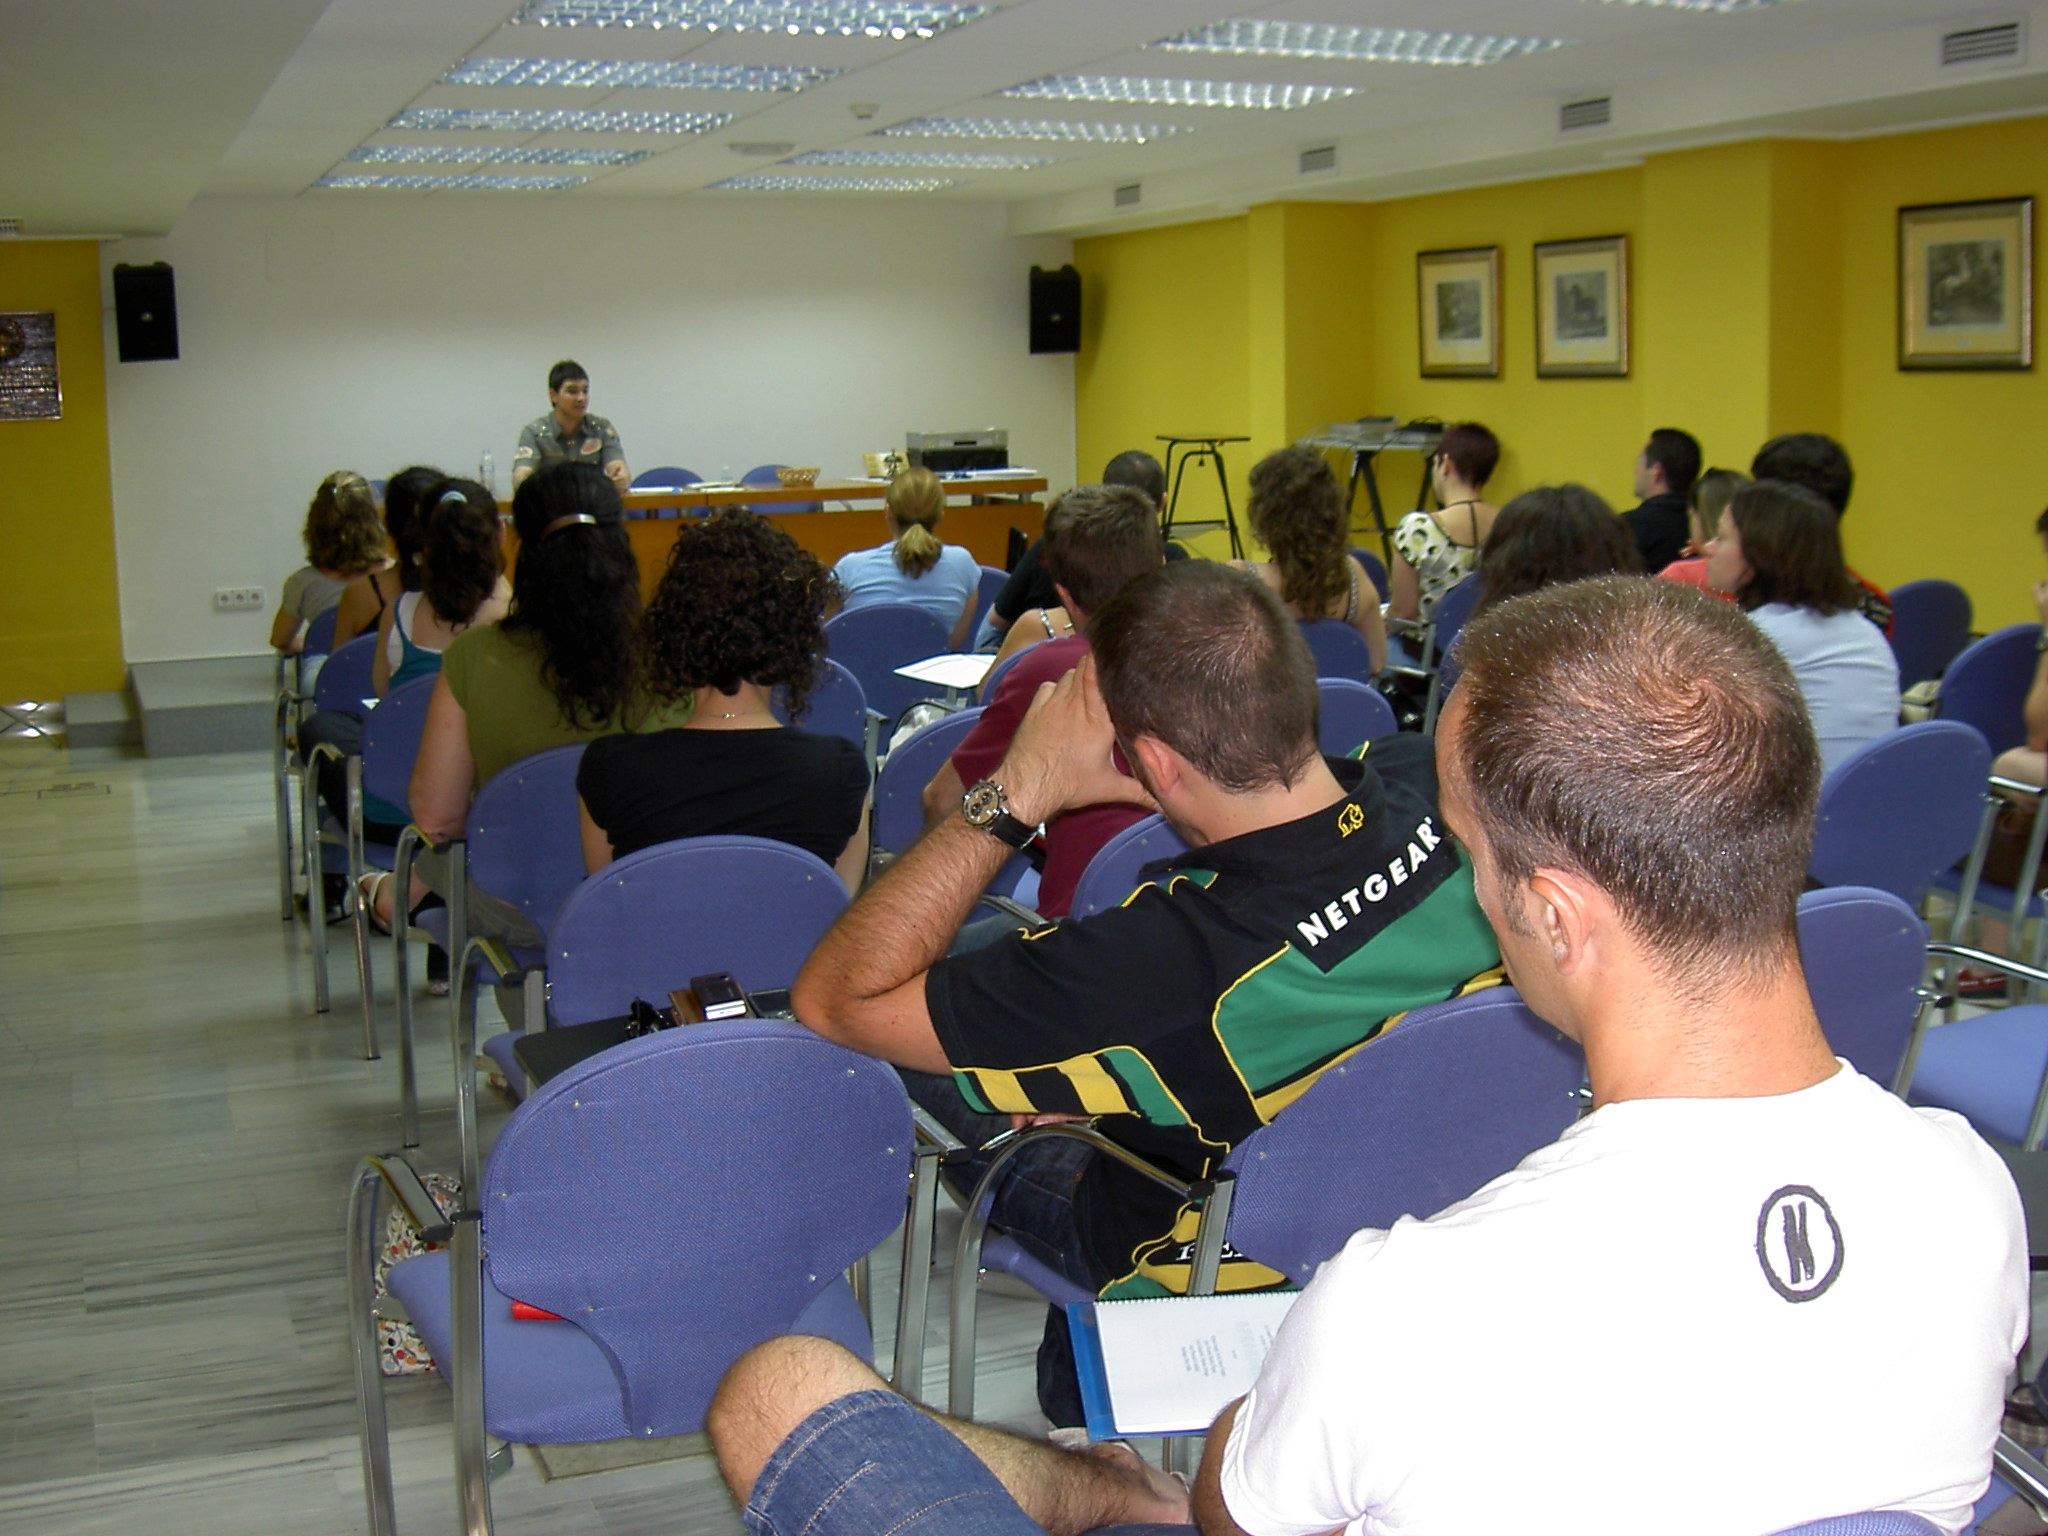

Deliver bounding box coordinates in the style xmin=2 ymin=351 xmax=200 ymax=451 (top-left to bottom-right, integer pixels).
xmin=1755 ymin=1184 xmax=1843 ymax=1302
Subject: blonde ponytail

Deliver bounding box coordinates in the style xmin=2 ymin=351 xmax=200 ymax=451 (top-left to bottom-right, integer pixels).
xmin=886 ymin=467 xmax=946 ymax=577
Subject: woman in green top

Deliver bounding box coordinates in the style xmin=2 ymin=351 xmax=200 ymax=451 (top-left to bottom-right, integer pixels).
xmin=363 ymin=462 xmax=688 ymax=943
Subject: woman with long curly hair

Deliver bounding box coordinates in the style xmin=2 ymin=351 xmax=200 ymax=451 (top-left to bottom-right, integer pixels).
xmin=1232 ymin=444 xmax=1387 ymax=674
xmin=1469 ymin=483 xmax=1641 ymax=618
xmin=270 ymin=470 xmax=387 ymax=652
xmin=831 ymin=467 xmax=981 ymax=648
xmin=578 ymin=509 xmax=871 ymax=888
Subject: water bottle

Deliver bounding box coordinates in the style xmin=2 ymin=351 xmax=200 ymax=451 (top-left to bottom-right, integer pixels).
xmin=479 ymin=449 xmax=496 ymax=496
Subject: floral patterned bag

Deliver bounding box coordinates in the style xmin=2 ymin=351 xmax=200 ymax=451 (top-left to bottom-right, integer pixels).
xmin=375 ymin=1171 xmax=463 ymax=1376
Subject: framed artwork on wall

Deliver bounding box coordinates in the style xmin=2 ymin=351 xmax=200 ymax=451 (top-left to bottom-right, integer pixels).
xmin=1416 ymin=245 xmax=1500 ymax=377
xmin=1534 ymin=235 xmax=1629 ymax=377
xmin=0 ymin=312 xmax=61 ymax=421
xmin=1898 ymin=196 xmax=2033 ymax=370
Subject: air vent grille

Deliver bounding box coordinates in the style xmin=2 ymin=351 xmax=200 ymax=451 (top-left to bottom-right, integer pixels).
xmin=1560 ymin=96 xmax=1612 ymax=131
xmin=729 ymin=141 xmax=796 ymax=156
xmin=1114 ymin=182 xmax=1141 ymax=208
xmin=1299 ymin=145 xmax=1336 ymax=174
xmin=1942 ymin=21 xmax=2021 ymax=67
xmin=0 ymin=219 xmax=20 ymax=239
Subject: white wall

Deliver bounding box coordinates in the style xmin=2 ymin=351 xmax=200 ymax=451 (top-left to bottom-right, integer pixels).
xmin=103 ymin=195 xmax=1076 ymax=663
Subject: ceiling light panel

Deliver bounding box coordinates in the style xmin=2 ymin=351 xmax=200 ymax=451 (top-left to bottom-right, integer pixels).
xmin=388 ymin=106 xmax=735 ymax=134
xmin=510 ymin=1 xmax=993 ymax=38
xmin=444 ymin=57 xmax=836 ymax=90
xmin=787 ymin=148 xmax=1052 ymax=168
xmin=316 ymin=174 xmax=593 ymax=191
xmin=1589 ymin=0 xmax=1789 ymax=10
xmin=348 ymin=145 xmax=652 ymax=166
xmin=1002 ymin=76 xmax=1355 ymax=110
xmin=877 ymin=117 xmax=1192 ymax=143
xmin=1153 ymin=21 xmax=1567 ymax=66
xmin=710 ymin=173 xmax=957 ymax=190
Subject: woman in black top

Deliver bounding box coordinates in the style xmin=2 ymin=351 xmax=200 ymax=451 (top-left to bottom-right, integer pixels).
xmin=576 ymin=510 xmax=871 ymax=889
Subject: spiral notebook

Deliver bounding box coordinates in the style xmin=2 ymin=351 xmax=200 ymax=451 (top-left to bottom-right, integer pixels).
xmin=1065 ymin=1289 xmax=1298 ymax=1439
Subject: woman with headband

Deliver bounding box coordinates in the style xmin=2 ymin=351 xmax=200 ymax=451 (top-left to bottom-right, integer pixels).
xmin=368 ymin=479 xmax=509 ymax=698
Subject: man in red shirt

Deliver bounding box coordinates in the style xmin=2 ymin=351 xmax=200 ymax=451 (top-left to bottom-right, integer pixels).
xmin=920 ymin=482 xmax=1164 ymax=917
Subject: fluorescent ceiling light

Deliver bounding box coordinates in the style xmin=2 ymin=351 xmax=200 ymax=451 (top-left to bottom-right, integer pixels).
xmin=878 ymin=116 xmax=1192 ymax=142
xmin=710 ymin=173 xmax=956 ymax=190
xmin=315 ymin=173 xmax=592 ymax=191
xmin=444 ymin=57 xmax=836 ymax=90
xmin=1590 ymin=0 xmax=1788 ymax=9
xmin=1002 ymin=76 xmax=1354 ymax=110
xmin=388 ymin=106 xmax=734 ymax=134
xmin=1153 ymin=21 xmax=1566 ymax=65
xmin=787 ymin=148 xmax=1052 ymax=168
xmin=347 ymin=145 xmax=651 ymax=165
xmin=511 ymin=0 xmax=992 ymax=36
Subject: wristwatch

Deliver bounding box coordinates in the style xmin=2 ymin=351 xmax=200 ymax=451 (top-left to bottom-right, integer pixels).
xmin=962 ymin=779 xmax=1038 ymax=850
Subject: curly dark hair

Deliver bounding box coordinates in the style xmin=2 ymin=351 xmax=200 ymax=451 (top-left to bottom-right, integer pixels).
xmin=503 ymin=462 xmax=644 ymax=729
xmin=1248 ymin=444 xmax=1351 ymax=618
xmin=303 ymin=471 xmax=386 ymax=575
xmin=643 ymin=510 xmax=837 ymax=718
xmin=382 ymin=465 xmax=444 ymax=593
xmin=418 ymin=479 xmax=504 ymax=627
xmin=1473 ymin=484 xmax=1642 ymax=617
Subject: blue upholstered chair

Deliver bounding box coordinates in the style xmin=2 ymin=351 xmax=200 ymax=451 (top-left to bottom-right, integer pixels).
xmin=1067 ymin=813 xmax=1191 ymax=920
xmin=1886 ymin=578 xmax=1972 ymax=689
xmin=1298 ymin=619 xmax=1375 ymax=685
xmin=824 ymin=603 xmax=953 ymax=730
xmin=1796 ymin=886 xmax=1931 ymax=1090
xmin=1807 ymin=721 xmax=1990 ymax=908
xmin=1318 ymin=676 xmax=1399 ymax=756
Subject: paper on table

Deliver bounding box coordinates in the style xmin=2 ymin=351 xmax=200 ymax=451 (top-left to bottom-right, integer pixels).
xmin=893 ymin=652 xmax=995 ymax=689
xmin=1084 ymin=1290 xmax=1298 ymax=1437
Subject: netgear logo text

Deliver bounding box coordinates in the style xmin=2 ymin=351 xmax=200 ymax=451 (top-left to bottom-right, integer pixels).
xmin=1294 ymin=818 xmax=1442 ymax=948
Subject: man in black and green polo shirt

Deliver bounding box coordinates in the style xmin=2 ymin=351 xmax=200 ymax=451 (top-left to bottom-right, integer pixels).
xmin=792 ymin=560 xmax=1500 ymax=1423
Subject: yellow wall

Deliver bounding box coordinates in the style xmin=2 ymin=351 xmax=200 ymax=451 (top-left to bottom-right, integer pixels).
xmin=1074 ymin=118 xmax=2048 ymax=626
xmin=0 ymin=241 xmax=123 ymax=699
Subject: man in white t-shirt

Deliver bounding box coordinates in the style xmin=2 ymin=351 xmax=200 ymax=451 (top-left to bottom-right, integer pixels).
xmin=701 ymin=578 xmax=2026 ymax=1536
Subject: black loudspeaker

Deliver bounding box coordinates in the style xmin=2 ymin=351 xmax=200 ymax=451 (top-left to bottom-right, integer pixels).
xmin=1029 ymin=264 xmax=1081 ymax=354
xmin=113 ymin=262 xmax=179 ymax=362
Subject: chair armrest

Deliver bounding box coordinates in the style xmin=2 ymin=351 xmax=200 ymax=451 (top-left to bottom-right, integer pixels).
xmin=973 ymin=894 xmax=1044 ymax=926
xmin=1990 ymin=776 xmax=2045 ymax=800
xmin=368 ymin=1153 xmax=456 ymax=1244
xmin=1997 ymin=1435 xmax=2048 ymax=1520
xmin=1926 ymin=942 xmax=2048 ymax=990
xmin=912 ymin=1105 xmax=968 ymax=1158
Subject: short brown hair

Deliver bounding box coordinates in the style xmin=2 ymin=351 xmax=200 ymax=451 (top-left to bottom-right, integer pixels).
xmin=1091 ymin=561 xmax=1319 ymax=793
xmin=1449 ymin=577 xmax=1819 ymax=986
xmin=1472 ymin=483 xmax=1640 ymax=617
xmin=1041 ymin=483 xmax=1163 ymax=618
xmin=1435 ymin=422 xmax=1500 ymax=489
xmin=1729 ymin=480 xmax=1858 ymax=615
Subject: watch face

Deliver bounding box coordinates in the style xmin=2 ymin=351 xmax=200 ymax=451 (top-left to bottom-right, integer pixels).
xmin=962 ymin=780 xmax=1005 ymax=827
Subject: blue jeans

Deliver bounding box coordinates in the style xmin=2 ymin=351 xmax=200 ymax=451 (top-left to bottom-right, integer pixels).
xmin=744 ymin=1388 xmax=1191 ymax=1536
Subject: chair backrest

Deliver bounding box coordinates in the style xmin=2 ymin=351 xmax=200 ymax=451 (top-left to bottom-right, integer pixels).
xmin=1936 ymin=623 xmax=2036 ymax=755
xmin=312 ymin=634 xmax=380 ymax=717
xmin=1069 ymin=813 xmax=1192 ymax=919
xmin=302 ymin=607 xmax=338 ymax=659
xmin=630 ymin=466 xmax=700 ymax=490
xmin=1886 ymin=579 xmax=1973 ymax=689
xmin=823 ymin=603 xmax=954 ymax=726
xmin=740 ymin=463 xmax=786 ymax=485
xmin=980 ymin=640 xmax=1042 ymax=703
xmin=464 ymin=745 xmax=591 ymax=940
xmin=1317 ymin=677 xmax=1399 ymax=756
xmin=970 ymin=564 xmax=1007 ymax=639
xmin=1298 ymin=620 xmax=1375 ymax=685
xmin=874 ymin=707 xmax=982 ymax=856
xmin=1796 ymin=886 xmax=1927 ymax=1087
xmin=546 ymin=835 xmax=850 ymax=1024
xmin=357 ymin=675 xmax=439 ymax=818
xmin=740 ymin=462 xmax=821 ymax=512
xmin=1807 ymin=720 xmax=1990 ymax=905
xmin=1350 ymin=546 xmax=1391 ymax=603
xmin=773 ymin=657 xmax=869 ymax=751
xmin=484 ymin=1018 xmax=912 ymax=1437
xmin=1765 ymin=1515 xmax=1942 ymax=1536
xmin=1222 ymin=986 xmax=1585 ymax=1282
xmin=1432 ymin=571 xmax=1483 ymax=672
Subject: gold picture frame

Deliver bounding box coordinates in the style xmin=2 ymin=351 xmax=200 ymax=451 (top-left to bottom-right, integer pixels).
xmin=1534 ymin=235 xmax=1629 ymax=378
xmin=1899 ymin=196 xmax=2033 ymax=370
xmin=1416 ymin=245 xmax=1500 ymax=377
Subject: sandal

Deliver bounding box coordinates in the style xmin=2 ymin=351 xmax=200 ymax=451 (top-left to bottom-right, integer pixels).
xmin=355 ymin=872 xmax=393 ymax=936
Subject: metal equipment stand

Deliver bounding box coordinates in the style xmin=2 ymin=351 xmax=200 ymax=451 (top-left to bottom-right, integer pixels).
xmin=1157 ymin=434 xmax=1249 ymax=558
xmin=1299 ymin=420 xmax=1446 ymax=565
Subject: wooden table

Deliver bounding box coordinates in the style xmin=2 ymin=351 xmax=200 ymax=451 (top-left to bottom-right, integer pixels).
xmin=501 ymin=475 xmax=1047 ymax=597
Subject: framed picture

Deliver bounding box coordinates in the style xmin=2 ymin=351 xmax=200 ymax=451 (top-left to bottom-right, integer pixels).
xmin=1898 ymin=196 xmax=2033 ymax=370
xmin=1416 ymin=245 xmax=1500 ymax=377
xmin=0 ymin=312 xmax=60 ymax=421
xmin=1534 ymin=235 xmax=1629 ymax=377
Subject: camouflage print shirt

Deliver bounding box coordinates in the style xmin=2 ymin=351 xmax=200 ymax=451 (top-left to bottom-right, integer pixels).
xmin=514 ymin=412 xmax=626 ymax=477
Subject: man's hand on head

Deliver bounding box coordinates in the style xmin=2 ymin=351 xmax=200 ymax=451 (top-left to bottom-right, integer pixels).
xmin=994 ymin=656 xmax=1158 ymax=827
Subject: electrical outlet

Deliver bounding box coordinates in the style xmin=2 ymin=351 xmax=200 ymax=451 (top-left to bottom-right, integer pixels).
xmin=213 ymin=587 xmax=265 ymax=612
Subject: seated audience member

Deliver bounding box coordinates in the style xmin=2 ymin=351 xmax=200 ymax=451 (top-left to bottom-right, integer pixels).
xmin=708 ymin=577 xmax=2026 ymax=1536
xmin=370 ymin=480 xmax=509 ymax=699
xmin=1469 ymin=483 xmax=1642 ymax=618
xmin=1656 ymin=466 xmax=1748 ymax=594
xmin=1622 ymin=426 xmax=1702 ymax=574
xmin=576 ymin=511 xmax=870 ymax=890
xmin=1707 ymin=479 xmax=1901 ymax=777
xmin=799 ymin=559 xmax=1501 ymax=1426
xmin=331 ymin=465 xmax=438 ymax=647
xmin=361 ymin=463 xmax=689 ymax=942
xmin=1752 ymin=432 xmax=1893 ymax=633
xmin=1231 ymin=444 xmax=1388 ymax=674
xmin=1388 ymin=421 xmax=1499 ymax=627
xmin=832 ymin=467 xmax=980 ymax=648
xmin=920 ymin=483 xmax=1165 ymax=918
xmin=977 ymin=450 xmax=1186 ymax=653
xmin=270 ymin=470 xmax=385 ymax=653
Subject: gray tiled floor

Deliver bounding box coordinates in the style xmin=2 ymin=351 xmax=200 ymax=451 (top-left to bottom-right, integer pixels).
xmin=0 ymin=739 xmax=1050 ymax=1533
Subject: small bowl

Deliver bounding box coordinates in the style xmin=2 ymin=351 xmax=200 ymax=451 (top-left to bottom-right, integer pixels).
xmin=776 ymin=466 xmax=821 ymax=488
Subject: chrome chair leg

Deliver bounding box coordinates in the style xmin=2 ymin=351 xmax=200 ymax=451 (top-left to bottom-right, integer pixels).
xmin=303 ymin=747 xmax=332 ymax=1014
xmin=393 ymin=827 xmax=423 ymax=1151
xmin=348 ymin=1160 xmax=399 ymax=1536
xmin=347 ymin=756 xmax=379 ymax=1061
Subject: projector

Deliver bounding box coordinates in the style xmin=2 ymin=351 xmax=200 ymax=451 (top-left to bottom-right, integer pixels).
xmin=906 ymin=429 xmax=1008 ymax=474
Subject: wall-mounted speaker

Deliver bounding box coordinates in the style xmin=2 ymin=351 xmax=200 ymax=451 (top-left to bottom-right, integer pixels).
xmin=1030 ymin=264 xmax=1081 ymax=355
xmin=113 ymin=262 xmax=179 ymax=362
